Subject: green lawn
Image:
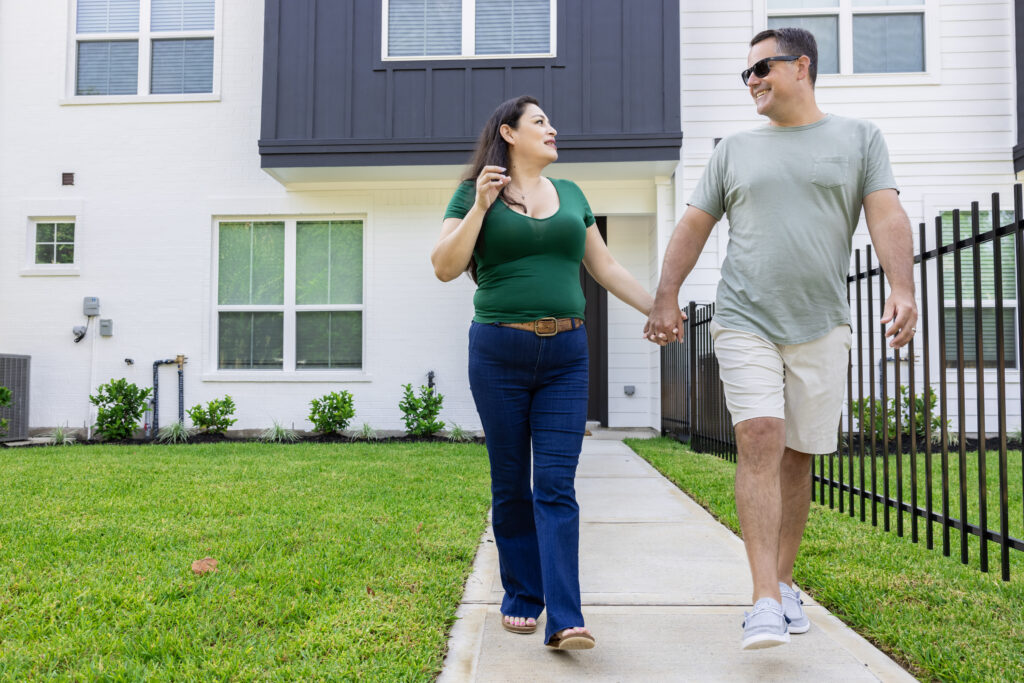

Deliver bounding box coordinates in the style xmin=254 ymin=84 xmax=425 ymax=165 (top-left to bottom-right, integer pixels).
xmin=0 ymin=442 xmax=492 ymax=681
xmin=627 ymin=437 xmax=1024 ymax=683
xmin=812 ymin=448 xmax=1023 ymax=573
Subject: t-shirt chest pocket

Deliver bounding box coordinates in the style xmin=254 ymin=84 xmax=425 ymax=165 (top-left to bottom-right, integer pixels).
xmin=811 ymin=155 xmax=849 ymax=189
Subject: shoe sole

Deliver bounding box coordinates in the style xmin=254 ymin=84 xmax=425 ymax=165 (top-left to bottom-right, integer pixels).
xmin=788 ymin=622 xmax=810 ymax=634
xmin=742 ymin=632 xmax=790 ymax=650
xmin=546 ymin=634 xmax=596 ymax=650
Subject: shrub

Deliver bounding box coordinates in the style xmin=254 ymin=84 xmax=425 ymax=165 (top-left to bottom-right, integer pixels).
xmin=47 ymin=425 xmax=75 ymax=446
xmin=356 ymin=422 xmax=379 ymax=441
xmin=850 ymin=385 xmax=951 ymax=445
xmin=446 ymin=423 xmax=472 ymax=443
xmin=308 ymin=391 xmax=356 ymax=434
xmin=187 ymin=395 xmax=238 ymax=435
xmin=158 ymin=420 xmax=193 ymax=444
xmin=399 ymin=383 xmax=445 ymax=437
xmin=0 ymin=385 xmax=10 ymax=437
xmin=259 ymin=420 xmax=299 ymax=443
xmin=89 ymin=378 xmax=152 ymax=441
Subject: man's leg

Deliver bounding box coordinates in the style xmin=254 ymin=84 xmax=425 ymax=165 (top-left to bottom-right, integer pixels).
xmin=734 ymin=416 xmax=787 ymax=605
xmin=777 ymin=447 xmax=812 ymax=586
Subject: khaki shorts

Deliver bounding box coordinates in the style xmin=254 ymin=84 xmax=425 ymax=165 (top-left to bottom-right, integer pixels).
xmin=710 ymin=321 xmax=852 ymax=454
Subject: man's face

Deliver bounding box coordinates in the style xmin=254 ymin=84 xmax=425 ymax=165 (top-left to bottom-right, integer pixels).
xmin=745 ymin=38 xmax=799 ymax=119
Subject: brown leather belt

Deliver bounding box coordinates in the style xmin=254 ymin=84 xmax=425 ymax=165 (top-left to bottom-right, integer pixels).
xmin=497 ymin=317 xmax=583 ymax=337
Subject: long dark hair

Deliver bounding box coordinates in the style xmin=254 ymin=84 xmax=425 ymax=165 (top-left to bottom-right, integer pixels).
xmin=462 ymin=95 xmax=539 ymax=282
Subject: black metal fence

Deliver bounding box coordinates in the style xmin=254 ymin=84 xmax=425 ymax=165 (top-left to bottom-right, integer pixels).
xmin=661 ymin=185 xmax=1024 ymax=580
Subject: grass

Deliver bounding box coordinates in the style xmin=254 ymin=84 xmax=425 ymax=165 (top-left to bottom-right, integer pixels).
xmin=813 ymin=448 xmax=1023 ymax=573
xmin=627 ymin=437 xmax=1024 ymax=683
xmin=0 ymin=442 xmax=491 ymax=681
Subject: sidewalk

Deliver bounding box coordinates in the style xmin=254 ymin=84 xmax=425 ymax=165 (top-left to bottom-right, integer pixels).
xmin=439 ymin=430 xmax=915 ymax=682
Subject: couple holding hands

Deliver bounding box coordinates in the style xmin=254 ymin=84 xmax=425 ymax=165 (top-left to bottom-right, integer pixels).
xmin=430 ymin=28 xmax=917 ymax=651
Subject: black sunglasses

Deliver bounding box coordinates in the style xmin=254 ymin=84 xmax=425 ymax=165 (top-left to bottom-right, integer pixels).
xmin=741 ymin=55 xmax=801 ymax=85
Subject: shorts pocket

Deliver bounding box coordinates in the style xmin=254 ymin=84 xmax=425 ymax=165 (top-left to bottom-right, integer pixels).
xmin=812 ymin=155 xmax=848 ymax=189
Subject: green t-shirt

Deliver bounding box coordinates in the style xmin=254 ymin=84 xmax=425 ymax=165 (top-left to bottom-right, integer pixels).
xmin=444 ymin=177 xmax=596 ymax=323
xmin=688 ymin=114 xmax=897 ymax=344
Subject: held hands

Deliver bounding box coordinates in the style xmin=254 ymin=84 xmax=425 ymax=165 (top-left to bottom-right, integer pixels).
xmin=881 ymin=289 xmax=918 ymax=349
xmin=643 ymin=299 xmax=687 ymax=346
xmin=475 ymin=165 xmax=510 ymax=212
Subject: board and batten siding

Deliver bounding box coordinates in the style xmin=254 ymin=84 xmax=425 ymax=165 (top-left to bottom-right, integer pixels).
xmin=675 ymin=0 xmax=1019 ymax=431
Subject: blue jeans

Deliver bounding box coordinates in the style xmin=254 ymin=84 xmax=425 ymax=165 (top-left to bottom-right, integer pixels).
xmin=467 ymin=321 xmax=589 ymax=643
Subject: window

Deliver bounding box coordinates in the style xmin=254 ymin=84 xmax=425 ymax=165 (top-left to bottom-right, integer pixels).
xmin=74 ymin=0 xmax=215 ymax=97
xmin=384 ymin=0 xmax=554 ymax=59
xmin=766 ymin=0 xmax=926 ymax=76
xmin=216 ymin=219 xmax=364 ymax=371
xmin=34 ymin=222 xmax=77 ymax=265
xmin=940 ymin=210 xmax=1017 ymax=369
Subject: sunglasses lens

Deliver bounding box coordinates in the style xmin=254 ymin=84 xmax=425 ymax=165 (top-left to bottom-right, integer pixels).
xmin=754 ymin=60 xmax=771 ymax=79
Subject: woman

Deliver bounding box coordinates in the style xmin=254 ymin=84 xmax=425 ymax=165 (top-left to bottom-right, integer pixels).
xmin=430 ymin=95 xmax=654 ymax=650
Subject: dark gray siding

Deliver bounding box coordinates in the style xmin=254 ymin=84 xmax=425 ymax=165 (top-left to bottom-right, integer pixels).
xmin=259 ymin=0 xmax=681 ymax=168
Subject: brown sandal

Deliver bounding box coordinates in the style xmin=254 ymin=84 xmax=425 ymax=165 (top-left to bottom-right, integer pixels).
xmin=545 ymin=628 xmax=595 ymax=650
xmin=501 ymin=615 xmax=537 ymax=634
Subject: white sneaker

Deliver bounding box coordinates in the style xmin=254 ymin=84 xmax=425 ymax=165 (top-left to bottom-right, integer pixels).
xmin=779 ymin=582 xmax=810 ymax=634
xmin=741 ymin=597 xmax=790 ymax=650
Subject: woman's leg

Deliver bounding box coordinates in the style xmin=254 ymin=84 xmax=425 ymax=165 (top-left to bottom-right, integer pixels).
xmin=467 ymin=323 xmax=544 ymax=620
xmin=529 ymin=326 xmax=589 ymax=643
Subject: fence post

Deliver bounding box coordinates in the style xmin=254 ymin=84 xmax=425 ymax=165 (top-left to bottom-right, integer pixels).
xmin=687 ymin=301 xmax=698 ymax=451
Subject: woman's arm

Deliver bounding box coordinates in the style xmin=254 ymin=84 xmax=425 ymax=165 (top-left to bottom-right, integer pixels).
xmin=581 ymin=224 xmax=654 ymax=315
xmin=431 ymin=166 xmax=509 ymax=282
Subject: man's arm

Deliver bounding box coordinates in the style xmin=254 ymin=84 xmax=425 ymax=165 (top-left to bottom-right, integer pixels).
xmin=864 ymin=188 xmax=918 ymax=349
xmin=645 ymin=206 xmax=718 ymax=344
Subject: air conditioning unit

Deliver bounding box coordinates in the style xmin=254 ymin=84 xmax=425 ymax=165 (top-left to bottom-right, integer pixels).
xmin=0 ymin=354 xmax=30 ymax=441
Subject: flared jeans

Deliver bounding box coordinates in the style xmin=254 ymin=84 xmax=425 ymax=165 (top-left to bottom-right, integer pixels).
xmin=467 ymin=321 xmax=589 ymax=643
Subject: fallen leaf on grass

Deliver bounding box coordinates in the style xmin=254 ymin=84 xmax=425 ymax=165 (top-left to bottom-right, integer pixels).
xmin=415 ymin=522 xmax=423 ymax=534
xmin=191 ymin=557 xmax=218 ymax=575
xmin=366 ymin=585 xmax=376 ymax=596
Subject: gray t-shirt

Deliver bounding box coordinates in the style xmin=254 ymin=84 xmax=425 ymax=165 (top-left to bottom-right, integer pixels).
xmin=689 ymin=113 xmax=897 ymax=345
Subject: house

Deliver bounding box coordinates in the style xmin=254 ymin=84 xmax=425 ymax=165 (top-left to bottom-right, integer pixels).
xmin=0 ymin=0 xmax=1018 ymax=435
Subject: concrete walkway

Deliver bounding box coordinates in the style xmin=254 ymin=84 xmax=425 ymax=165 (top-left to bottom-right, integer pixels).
xmin=439 ymin=430 xmax=915 ymax=682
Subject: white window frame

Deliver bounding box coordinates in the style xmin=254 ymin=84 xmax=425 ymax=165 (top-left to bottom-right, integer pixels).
xmin=381 ymin=0 xmax=557 ymax=61
xmin=207 ymin=215 xmax=370 ymax=382
xmin=756 ymin=0 xmax=940 ymax=87
xmin=63 ymin=0 xmax=223 ymax=105
xmin=21 ymin=216 xmax=81 ymax=277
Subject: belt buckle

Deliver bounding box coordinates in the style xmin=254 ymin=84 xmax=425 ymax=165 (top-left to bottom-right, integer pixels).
xmin=534 ymin=317 xmax=558 ymax=337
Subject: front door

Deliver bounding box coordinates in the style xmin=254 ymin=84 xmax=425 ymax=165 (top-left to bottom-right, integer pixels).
xmin=580 ymin=217 xmax=608 ymax=426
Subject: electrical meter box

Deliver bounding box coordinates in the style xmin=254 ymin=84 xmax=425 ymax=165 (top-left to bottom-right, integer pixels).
xmin=83 ymin=297 xmax=100 ymax=316
xmin=99 ymin=319 xmax=113 ymax=336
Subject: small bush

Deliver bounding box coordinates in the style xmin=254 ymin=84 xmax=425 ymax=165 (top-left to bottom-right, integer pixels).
xmin=158 ymin=420 xmax=193 ymax=444
xmin=0 ymin=385 xmax=10 ymax=437
xmin=446 ymin=424 xmax=472 ymax=443
xmin=259 ymin=420 xmax=299 ymax=443
xmin=308 ymin=391 xmax=356 ymax=434
xmin=356 ymin=422 xmax=379 ymax=441
xmin=187 ymin=395 xmax=238 ymax=435
xmin=47 ymin=425 xmax=75 ymax=446
xmin=89 ymin=378 xmax=152 ymax=441
xmin=399 ymin=383 xmax=445 ymax=437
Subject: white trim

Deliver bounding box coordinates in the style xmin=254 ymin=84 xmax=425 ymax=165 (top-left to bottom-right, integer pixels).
xmin=208 ymin=215 xmax=369 ymax=378
xmin=65 ymin=0 xmax=222 ymax=101
xmin=20 ymin=267 xmax=82 ymax=277
xmin=381 ymin=0 xmax=556 ymax=61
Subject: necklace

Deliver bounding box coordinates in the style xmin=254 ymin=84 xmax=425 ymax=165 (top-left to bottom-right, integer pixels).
xmin=508 ymin=177 xmax=544 ymax=205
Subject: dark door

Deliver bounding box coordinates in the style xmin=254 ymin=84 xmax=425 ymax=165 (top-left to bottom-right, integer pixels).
xmin=581 ymin=217 xmax=608 ymax=426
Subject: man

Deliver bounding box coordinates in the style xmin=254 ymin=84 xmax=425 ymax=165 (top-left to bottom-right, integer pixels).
xmin=645 ymin=28 xmax=917 ymax=650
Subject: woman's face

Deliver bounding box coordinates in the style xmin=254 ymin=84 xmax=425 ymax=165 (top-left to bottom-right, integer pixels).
xmin=505 ymin=104 xmax=558 ymax=164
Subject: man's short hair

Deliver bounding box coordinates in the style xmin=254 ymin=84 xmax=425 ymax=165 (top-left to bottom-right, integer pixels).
xmin=750 ymin=28 xmax=818 ymax=86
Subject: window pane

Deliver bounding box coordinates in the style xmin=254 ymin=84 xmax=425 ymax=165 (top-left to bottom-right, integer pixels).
xmin=767 ymin=16 xmax=838 ymax=74
xmin=296 ymin=221 xmax=363 ymax=305
xmin=768 ymin=0 xmax=837 ymax=8
xmin=853 ymin=14 xmax=923 ymax=73
xmin=296 ymin=312 xmax=362 ymax=369
xmin=943 ymin=307 xmax=1017 ymax=369
xmin=388 ymin=0 xmax=461 ymax=57
xmin=151 ymin=38 xmax=213 ymax=94
xmin=940 ymin=211 xmax=1016 ymax=301
xmin=35 ymin=245 xmax=55 ymax=264
xmin=218 ymin=222 xmax=284 ymax=305
xmin=151 ymin=0 xmax=215 ymax=31
xmin=36 ymin=223 xmax=55 ymax=242
xmin=56 ymin=245 xmax=76 ymax=264
xmin=56 ymin=223 xmax=76 ymax=242
xmin=77 ymin=0 xmax=139 ymax=32
xmin=476 ymin=0 xmax=550 ymax=55
xmin=218 ymin=312 xmax=283 ymax=369
xmin=77 ymin=41 xmax=139 ymax=95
